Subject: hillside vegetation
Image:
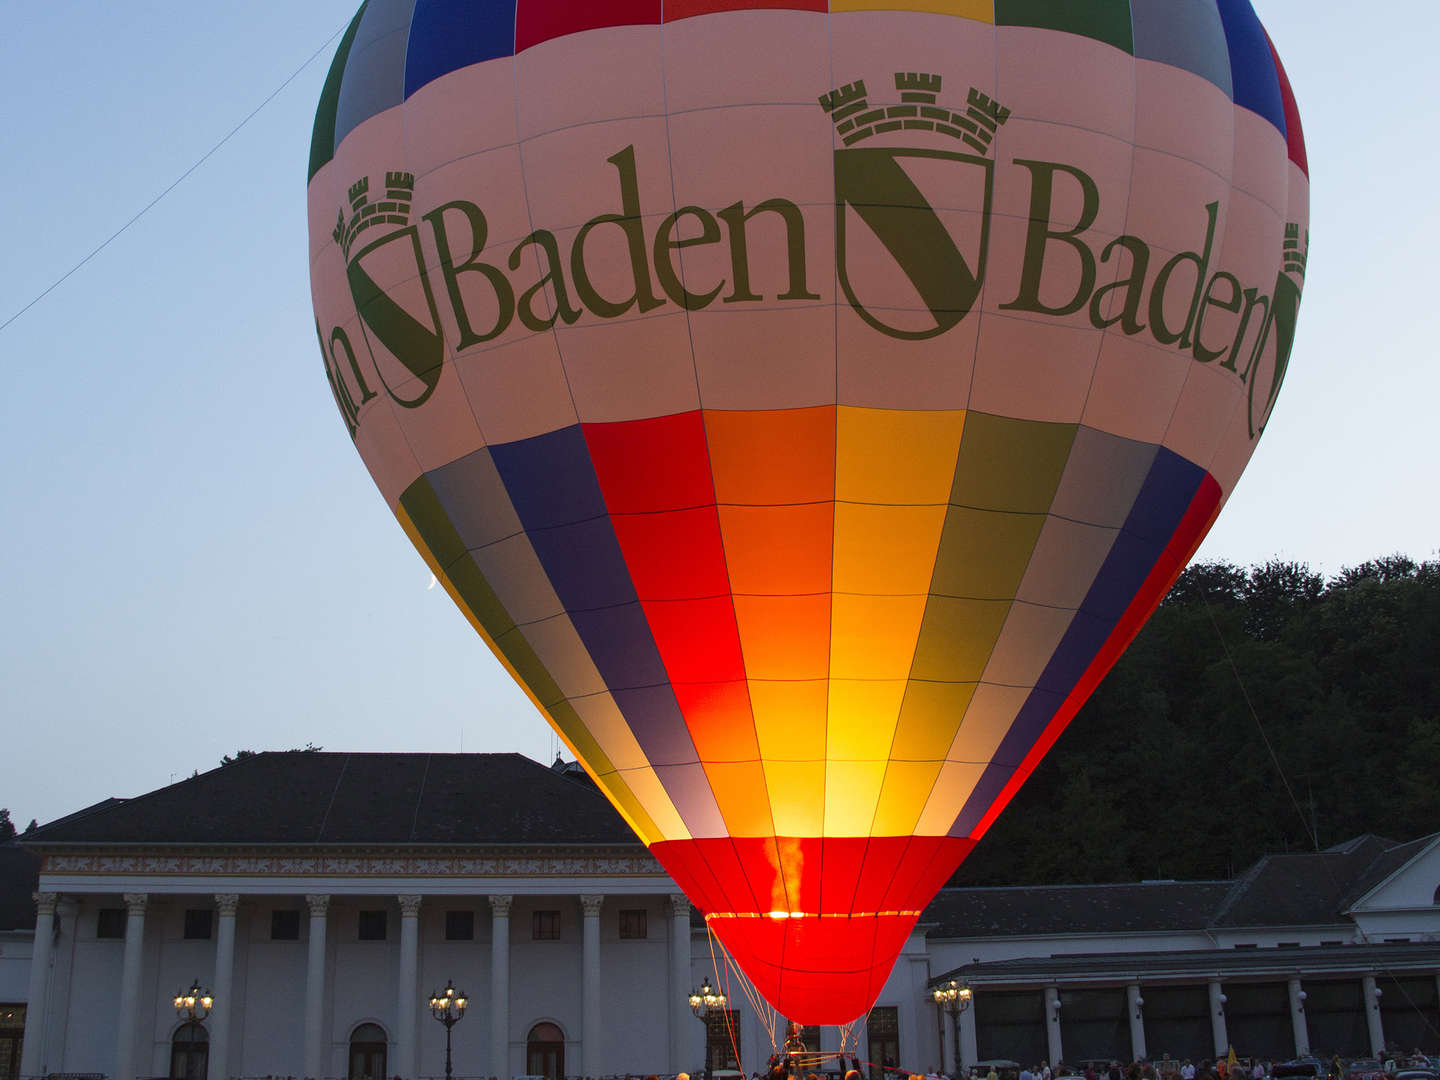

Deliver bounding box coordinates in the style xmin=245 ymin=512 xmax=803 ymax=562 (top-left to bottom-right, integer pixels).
xmin=954 ymin=555 xmax=1440 ymax=886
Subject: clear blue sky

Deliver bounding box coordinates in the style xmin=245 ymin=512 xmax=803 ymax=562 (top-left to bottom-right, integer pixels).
xmin=2 ymin=1 xmax=1436 ymax=829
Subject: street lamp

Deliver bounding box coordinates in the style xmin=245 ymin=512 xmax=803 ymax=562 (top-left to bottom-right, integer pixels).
xmin=429 ymin=979 xmax=468 ymax=1080
xmin=689 ymin=978 xmax=728 ymax=1080
xmin=932 ymin=980 xmax=972 ymax=1077
xmin=173 ymin=980 xmax=214 ymax=1022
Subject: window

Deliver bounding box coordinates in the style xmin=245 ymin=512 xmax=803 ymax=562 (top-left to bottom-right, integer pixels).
xmin=1277 ymin=941 xmax=1301 ymax=948
xmin=532 ymin=909 xmax=560 ymax=940
xmin=97 ymin=908 xmax=126 ymax=939
xmin=707 ymin=1010 xmax=741 ymax=1071
xmin=1 ymin=1004 xmax=27 ymax=1080
xmin=170 ymin=1021 xmax=209 ymax=1080
xmin=445 ymin=910 xmax=475 ymax=941
xmin=619 ymin=908 xmax=647 ymax=939
xmin=867 ymin=1007 xmax=899 ymax=1079
xmin=183 ymin=909 xmax=214 ymax=940
xmin=358 ymin=910 xmax=388 ymax=941
xmin=348 ymin=1023 xmax=388 ymax=1080
xmin=271 ymin=909 xmax=301 ymax=941
xmin=527 ymin=1022 xmax=565 ymax=1080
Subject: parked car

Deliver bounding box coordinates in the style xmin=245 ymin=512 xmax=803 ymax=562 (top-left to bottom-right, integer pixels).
xmin=1391 ymin=1070 xmax=1439 ymax=1080
xmin=1344 ymin=1060 xmax=1386 ymax=1080
xmin=1273 ymin=1061 xmax=1325 ymax=1080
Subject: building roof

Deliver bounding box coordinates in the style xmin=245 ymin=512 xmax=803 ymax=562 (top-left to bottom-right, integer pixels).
xmin=936 ymin=940 xmax=1440 ymax=987
xmin=21 ymin=752 xmax=642 ymax=848
xmin=1208 ymin=834 xmax=1433 ymax=929
xmin=925 ymin=832 xmax=1438 ymax=941
xmin=925 ymin=880 xmax=1234 ymax=938
xmin=0 ymin=842 xmax=40 ymax=930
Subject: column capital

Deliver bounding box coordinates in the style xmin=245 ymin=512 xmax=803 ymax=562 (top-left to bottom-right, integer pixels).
xmin=581 ymin=894 xmax=604 ymax=917
xmin=122 ymin=892 xmax=148 ymax=916
xmin=399 ymin=894 xmax=424 ymax=917
xmin=306 ymin=893 xmax=330 ymax=918
xmin=32 ymin=891 xmax=59 ymax=916
xmin=215 ymin=893 xmax=241 ymax=917
xmin=667 ymin=893 xmax=691 ymax=918
xmin=489 ymin=894 xmax=513 ymax=918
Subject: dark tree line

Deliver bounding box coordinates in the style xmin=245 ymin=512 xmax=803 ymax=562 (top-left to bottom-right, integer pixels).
xmin=953 ymin=554 xmax=1440 ymax=886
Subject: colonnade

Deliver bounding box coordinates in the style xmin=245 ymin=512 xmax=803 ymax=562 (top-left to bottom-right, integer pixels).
xmin=938 ymin=973 xmax=1440 ymax=1074
xmin=20 ymin=889 xmax=696 ymax=1080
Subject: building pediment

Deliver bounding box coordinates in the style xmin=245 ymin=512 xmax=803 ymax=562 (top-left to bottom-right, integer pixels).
xmin=1348 ymin=832 xmax=1440 ymax=913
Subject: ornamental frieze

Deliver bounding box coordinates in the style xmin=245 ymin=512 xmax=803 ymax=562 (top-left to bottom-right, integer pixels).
xmin=39 ymin=846 xmax=663 ymax=878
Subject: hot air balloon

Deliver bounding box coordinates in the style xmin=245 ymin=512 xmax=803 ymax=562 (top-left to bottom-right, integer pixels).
xmin=307 ymin=0 xmax=1307 ymax=1024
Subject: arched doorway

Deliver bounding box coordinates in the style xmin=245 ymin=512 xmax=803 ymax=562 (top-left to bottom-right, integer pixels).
xmin=170 ymin=1021 xmax=209 ymax=1080
xmin=349 ymin=1022 xmax=389 ymax=1080
xmin=526 ymin=1021 xmax=565 ymax=1080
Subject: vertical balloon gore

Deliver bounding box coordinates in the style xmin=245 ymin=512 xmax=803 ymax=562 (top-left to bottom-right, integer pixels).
xmin=309 ymin=0 xmax=1307 ymax=1023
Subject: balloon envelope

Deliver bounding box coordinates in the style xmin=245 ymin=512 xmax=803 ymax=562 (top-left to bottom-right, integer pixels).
xmin=308 ymin=0 xmax=1307 ymax=1023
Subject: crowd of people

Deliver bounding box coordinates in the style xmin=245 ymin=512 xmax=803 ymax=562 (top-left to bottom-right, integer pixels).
xmin=939 ymin=1052 xmax=1440 ymax=1080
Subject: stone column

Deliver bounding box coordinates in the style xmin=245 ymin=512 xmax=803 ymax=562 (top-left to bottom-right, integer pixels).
xmin=1045 ymin=987 xmax=1063 ymax=1073
xmin=18 ymin=893 xmax=58 ymax=1079
xmin=1363 ymin=975 xmax=1384 ymax=1058
xmin=1288 ymin=978 xmax=1310 ymax=1058
xmin=669 ymin=894 xmax=693 ymax=1073
xmin=938 ymin=1005 xmax=956 ymax=1076
xmin=958 ymin=1002 xmax=979 ymax=1076
xmin=210 ymin=895 xmax=240 ymax=1080
xmin=397 ymin=896 xmax=423 ymax=1080
xmin=304 ymin=894 xmax=330 ymax=1080
xmin=114 ymin=893 xmax=149 ymax=1080
xmin=489 ymin=895 xmax=513 ymax=1080
xmin=580 ymin=895 xmax=604 ymax=1076
xmin=1209 ymin=981 xmax=1229 ymax=1059
xmin=1127 ymin=985 xmax=1147 ymax=1063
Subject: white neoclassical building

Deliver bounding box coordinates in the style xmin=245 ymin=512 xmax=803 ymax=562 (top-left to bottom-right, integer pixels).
xmin=1 ymin=752 xmax=1437 ymax=1080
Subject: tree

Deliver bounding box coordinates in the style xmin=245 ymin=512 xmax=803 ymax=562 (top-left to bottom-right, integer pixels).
xmin=1242 ymin=559 xmax=1323 ymax=639
xmin=0 ymin=808 xmax=14 ymax=842
xmin=1164 ymin=560 xmax=1247 ymax=608
xmin=221 ymin=743 xmax=322 ymax=767
xmin=955 ymin=552 xmax=1440 ymax=886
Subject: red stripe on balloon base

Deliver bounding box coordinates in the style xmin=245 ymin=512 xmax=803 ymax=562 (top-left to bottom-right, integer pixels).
xmin=651 ymin=835 xmax=975 ymax=1022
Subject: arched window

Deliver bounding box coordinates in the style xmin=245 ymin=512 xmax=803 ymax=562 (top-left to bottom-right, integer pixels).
xmin=170 ymin=1021 xmax=209 ymax=1080
xmin=1432 ymin=882 xmax=1440 ymax=904
xmin=526 ymin=1022 xmax=565 ymax=1080
xmin=349 ymin=1022 xmax=388 ymax=1080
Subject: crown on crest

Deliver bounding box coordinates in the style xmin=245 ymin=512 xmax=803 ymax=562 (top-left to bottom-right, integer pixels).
xmin=332 ymin=171 xmax=416 ymax=259
xmin=819 ymin=72 xmax=1010 ymax=154
xmin=1283 ymin=222 xmax=1308 ymax=279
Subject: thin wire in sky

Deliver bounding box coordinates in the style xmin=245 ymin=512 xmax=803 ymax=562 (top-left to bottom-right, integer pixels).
xmin=0 ymin=22 xmax=346 ymax=339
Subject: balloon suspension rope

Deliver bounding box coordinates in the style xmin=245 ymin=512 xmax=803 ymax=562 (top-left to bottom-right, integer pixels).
xmin=705 ymin=921 xmax=774 ymax=1070
xmin=702 ymin=924 xmax=903 ymax=1077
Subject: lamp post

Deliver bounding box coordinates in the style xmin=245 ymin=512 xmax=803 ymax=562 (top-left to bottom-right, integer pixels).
xmin=172 ymin=980 xmax=214 ymax=1080
xmin=173 ymin=979 xmax=214 ymax=1022
xmin=429 ymin=979 xmax=468 ymax=1080
xmin=689 ymin=978 xmax=728 ymax=1080
xmin=932 ymin=980 xmax=973 ymax=1078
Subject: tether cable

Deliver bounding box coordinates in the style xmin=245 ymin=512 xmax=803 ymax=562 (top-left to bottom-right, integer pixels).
xmin=0 ymin=21 xmax=347 ymax=338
